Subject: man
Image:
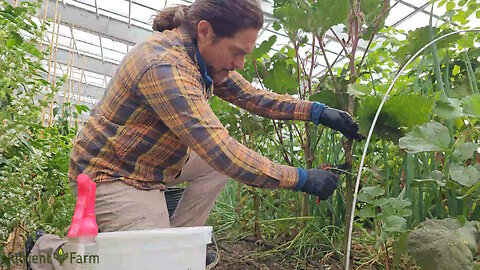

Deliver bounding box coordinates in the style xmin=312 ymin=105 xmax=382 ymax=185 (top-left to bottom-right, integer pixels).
xmin=26 ymin=0 xmax=362 ymax=269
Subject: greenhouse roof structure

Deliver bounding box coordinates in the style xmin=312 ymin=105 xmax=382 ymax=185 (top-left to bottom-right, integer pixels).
xmin=7 ymin=0 xmax=480 ymax=111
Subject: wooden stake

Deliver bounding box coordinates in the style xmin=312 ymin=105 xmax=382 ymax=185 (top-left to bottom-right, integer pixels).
xmin=46 ymin=0 xmax=59 ymax=84
xmin=67 ymin=24 xmax=76 ymax=126
xmin=48 ymin=13 xmax=61 ymax=127
xmin=77 ymin=54 xmax=86 ymax=103
xmin=67 ymin=23 xmax=75 ymax=103
xmin=76 ymin=54 xmax=86 ymax=129
xmin=62 ymin=37 xmax=73 ymax=117
xmin=13 ymin=0 xmax=18 ymax=7
xmin=42 ymin=0 xmax=59 ymax=125
xmin=38 ymin=0 xmax=49 ymax=50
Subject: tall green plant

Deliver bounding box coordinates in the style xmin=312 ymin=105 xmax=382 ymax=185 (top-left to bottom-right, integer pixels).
xmin=0 ymin=1 xmax=82 ymax=267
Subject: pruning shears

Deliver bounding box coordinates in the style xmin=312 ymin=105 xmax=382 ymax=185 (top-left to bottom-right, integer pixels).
xmin=315 ymin=162 xmax=352 ymax=205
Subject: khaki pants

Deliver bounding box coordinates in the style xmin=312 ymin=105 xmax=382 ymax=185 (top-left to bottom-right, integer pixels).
xmin=29 ymin=152 xmax=229 ymax=270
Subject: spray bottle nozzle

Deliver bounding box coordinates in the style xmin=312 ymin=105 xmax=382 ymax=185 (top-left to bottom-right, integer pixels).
xmin=67 ymin=174 xmax=98 ymax=239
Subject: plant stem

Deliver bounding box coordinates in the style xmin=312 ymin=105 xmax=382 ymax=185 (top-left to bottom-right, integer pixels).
xmin=428 ymin=4 xmax=446 ymax=95
xmin=383 ymin=140 xmax=390 ymax=197
xmin=464 ymin=51 xmax=479 ymax=94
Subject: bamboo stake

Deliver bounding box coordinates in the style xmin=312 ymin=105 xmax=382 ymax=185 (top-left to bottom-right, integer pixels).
xmin=38 ymin=0 xmax=49 ymax=50
xmin=42 ymin=0 xmax=59 ymax=125
xmin=67 ymin=23 xmax=75 ymax=103
xmin=48 ymin=14 xmax=61 ymax=127
xmin=46 ymin=0 xmax=59 ymax=84
xmin=62 ymin=36 xmax=73 ymax=116
xmin=77 ymin=54 xmax=86 ymax=103
xmin=68 ymin=24 xmax=76 ymax=126
xmin=13 ymin=0 xmax=18 ymax=7
xmin=76 ymin=54 xmax=86 ymax=129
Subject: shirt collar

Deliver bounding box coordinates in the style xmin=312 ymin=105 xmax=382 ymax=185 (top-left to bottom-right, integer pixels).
xmin=177 ymin=27 xmax=213 ymax=93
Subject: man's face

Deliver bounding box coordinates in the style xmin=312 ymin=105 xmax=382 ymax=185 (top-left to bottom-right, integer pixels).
xmin=197 ymin=21 xmax=259 ymax=83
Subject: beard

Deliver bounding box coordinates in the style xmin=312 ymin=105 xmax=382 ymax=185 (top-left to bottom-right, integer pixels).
xmin=207 ymin=65 xmax=231 ymax=83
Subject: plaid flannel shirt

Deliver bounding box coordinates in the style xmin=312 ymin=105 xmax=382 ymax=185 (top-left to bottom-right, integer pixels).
xmin=68 ymin=27 xmax=314 ymax=190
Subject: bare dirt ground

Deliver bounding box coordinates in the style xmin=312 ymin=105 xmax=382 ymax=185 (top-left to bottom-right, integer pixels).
xmin=210 ymin=237 xmax=340 ymax=270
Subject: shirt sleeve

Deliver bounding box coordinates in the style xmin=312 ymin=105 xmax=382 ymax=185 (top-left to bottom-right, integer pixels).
xmin=136 ymin=62 xmax=299 ymax=189
xmin=214 ymin=71 xmax=313 ymax=121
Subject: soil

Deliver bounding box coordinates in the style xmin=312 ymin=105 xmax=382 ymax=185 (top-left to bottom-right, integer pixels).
xmin=209 ymin=236 xmax=341 ymax=270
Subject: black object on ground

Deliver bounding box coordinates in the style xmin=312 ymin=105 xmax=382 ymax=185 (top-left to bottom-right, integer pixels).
xmin=165 ymin=187 xmax=185 ymax=217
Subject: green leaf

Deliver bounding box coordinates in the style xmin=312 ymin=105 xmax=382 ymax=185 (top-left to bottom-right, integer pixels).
xmin=74 ymin=104 xmax=90 ymax=115
xmin=384 ymin=215 xmax=407 ymax=233
xmin=414 ymin=170 xmax=446 ymax=187
xmin=407 ymin=218 xmax=479 ymax=270
xmin=373 ymin=198 xmax=388 ymax=207
xmin=453 ymin=10 xmax=468 ymax=24
xmin=384 ymin=95 xmax=434 ymax=129
xmin=462 ymin=94 xmax=480 ymax=117
xmin=453 ymin=142 xmax=478 ymax=161
xmin=452 ymin=65 xmax=461 ymax=76
xmin=433 ymin=94 xmax=464 ymax=120
xmin=310 ymin=90 xmax=349 ymax=110
xmin=446 ymin=2 xmax=456 ymax=11
xmin=347 ymin=83 xmax=370 ymax=98
xmin=394 ymin=232 xmax=409 ymax=267
xmin=252 ymin=35 xmax=277 ymax=60
xmin=10 ymin=32 xmax=23 ymax=46
xmin=399 ymin=121 xmax=451 ymax=153
xmin=358 ymin=94 xmax=434 ymax=141
xmin=449 ymin=163 xmax=480 ymax=187
xmin=387 ymin=198 xmax=411 ymax=212
xmin=6 ymin=38 xmax=16 ymax=48
xmin=358 ymin=207 xmax=375 ymax=218
xmin=273 ymin=3 xmax=315 ymax=33
xmin=395 ymin=27 xmax=460 ymax=63
xmin=476 ymin=10 xmax=480 ymax=19
xmin=360 ymin=0 xmax=390 ymax=40
xmin=459 ymin=180 xmax=480 ymax=198
xmin=262 ymin=59 xmax=298 ymax=95
xmin=358 ymin=185 xmax=385 ymax=204
xmin=274 ymin=0 xmax=349 ymax=33
xmin=313 ymin=0 xmax=349 ymax=32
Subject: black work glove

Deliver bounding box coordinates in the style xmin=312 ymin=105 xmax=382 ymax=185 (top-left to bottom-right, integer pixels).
xmin=299 ymin=169 xmax=339 ymax=200
xmin=318 ymin=107 xmax=363 ymax=142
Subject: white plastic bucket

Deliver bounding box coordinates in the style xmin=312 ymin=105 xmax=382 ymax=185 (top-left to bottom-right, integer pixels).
xmin=65 ymin=226 xmax=212 ymax=270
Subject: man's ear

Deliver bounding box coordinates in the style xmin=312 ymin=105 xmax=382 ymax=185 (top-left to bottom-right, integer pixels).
xmin=197 ymin=20 xmax=214 ymax=42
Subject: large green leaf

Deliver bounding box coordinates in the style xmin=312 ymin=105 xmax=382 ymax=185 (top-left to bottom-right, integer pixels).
xmin=399 ymin=121 xmax=451 ymax=153
xmin=462 ymin=94 xmax=480 ymax=118
xmin=384 ymin=95 xmax=434 ymax=129
xmin=358 ymin=94 xmax=434 ymax=141
xmin=262 ymin=59 xmax=298 ymax=95
xmin=273 ymin=0 xmax=349 ymax=33
xmin=407 ymin=218 xmax=480 ymax=270
xmin=360 ymin=0 xmax=390 ymax=40
xmin=358 ymin=207 xmax=375 ymax=218
xmin=357 ymin=185 xmax=385 ymax=204
xmin=414 ymin=170 xmax=446 ymax=187
xmin=252 ymin=35 xmax=277 ymax=60
xmin=395 ymin=27 xmax=461 ymax=63
xmin=383 ymin=215 xmax=407 ymax=233
xmin=309 ymin=90 xmax=349 ymax=111
xmin=433 ymin=94 xmax=464 ymax=120
xmin=312 ymin=0 xmax=349 ymax=32
xmin=453 ymin=142 xmax=479 ymax=161
xmin=449 ymin=163 xmax=480 ymax=187
xmin=273 ymin=2 xmax=316 ymax=33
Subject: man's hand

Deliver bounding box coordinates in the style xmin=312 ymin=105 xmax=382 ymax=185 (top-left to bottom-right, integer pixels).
xmin=318 ymin=107 xmax=363 ymax=141
xmin=299 ymin=169 xmax=338 ymax=200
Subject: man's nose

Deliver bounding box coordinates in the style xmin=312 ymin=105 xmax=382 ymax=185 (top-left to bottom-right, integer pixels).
xmin=233 ymin=56 xmax=245 ymax=70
